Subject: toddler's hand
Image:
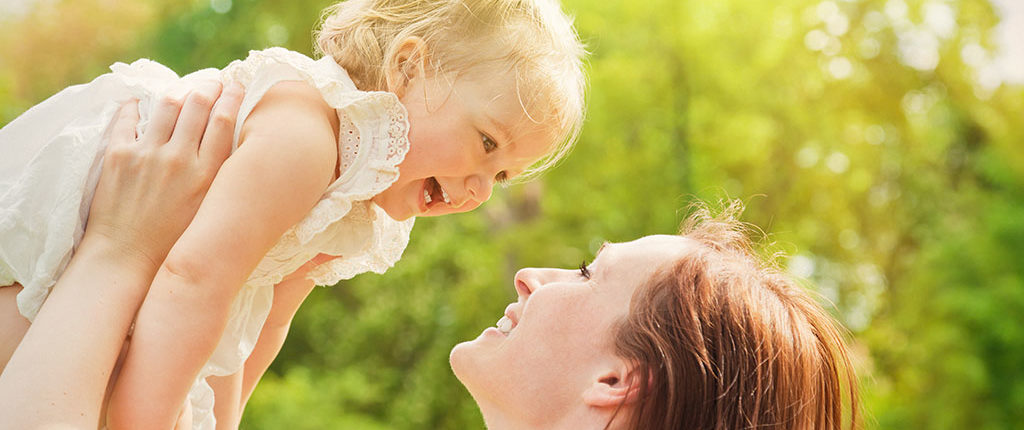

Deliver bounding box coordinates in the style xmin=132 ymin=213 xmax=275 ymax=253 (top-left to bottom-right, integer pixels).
xmin=82 ymin=80 xmax=245 ymax=268
xmin=281 ymin=253 xmax=341 ymax=283
xmin=173 ymin=401 xmax=193 ymax=430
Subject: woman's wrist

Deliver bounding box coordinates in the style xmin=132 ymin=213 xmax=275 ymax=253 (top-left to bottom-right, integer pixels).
xmin=74 ymin=232 xmax=165 ymax=288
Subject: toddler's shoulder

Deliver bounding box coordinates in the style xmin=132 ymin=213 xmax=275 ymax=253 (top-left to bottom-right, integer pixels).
xmin=258 ymin=80 xmax=335 ymax=122
xmin=241 ymin=80 xmax=340 ymax=151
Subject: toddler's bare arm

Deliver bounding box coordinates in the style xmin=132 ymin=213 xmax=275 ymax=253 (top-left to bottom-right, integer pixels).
xmin=106 ymin=81 xmax=340 ymax=430
xmin=202 ymin=255 xmax=332 ymax=426
xmin=239 ymin=255 xmax=334 ymax=408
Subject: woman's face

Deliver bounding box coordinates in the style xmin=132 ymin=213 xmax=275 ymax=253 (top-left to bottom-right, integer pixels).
xmin=449 ymin=235 xmax=694 ymax=424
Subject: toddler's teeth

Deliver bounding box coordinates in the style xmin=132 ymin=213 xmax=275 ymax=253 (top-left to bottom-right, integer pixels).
xmin=441 ymin=188 xmax=450 ymax=204
xmin=496 ymin=316 xmax=512 ymax=334
xmin=424 ymin=189 xmax=432 ymax=203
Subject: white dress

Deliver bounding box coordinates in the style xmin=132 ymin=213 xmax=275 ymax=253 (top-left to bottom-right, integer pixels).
xmin=0 ymin=48 xmax=415 ymax=429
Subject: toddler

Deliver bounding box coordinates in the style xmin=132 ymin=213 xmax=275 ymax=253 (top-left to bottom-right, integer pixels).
xmin=0 ymin=0 xmax=586 ymax=428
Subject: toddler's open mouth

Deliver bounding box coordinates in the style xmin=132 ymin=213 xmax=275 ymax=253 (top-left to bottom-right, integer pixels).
xmin=423 ymin=177 xmax=451 ymax=206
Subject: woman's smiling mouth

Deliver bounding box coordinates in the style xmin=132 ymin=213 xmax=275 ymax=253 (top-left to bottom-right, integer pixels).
xmin=495 ymin=304 xmax=520 ymax=335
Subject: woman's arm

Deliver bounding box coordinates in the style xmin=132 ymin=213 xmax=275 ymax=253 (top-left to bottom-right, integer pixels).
xmin=106 ymin=80 xmax=340 ymax=430
xmin=0 ymin=80 xmax=243 ymax=429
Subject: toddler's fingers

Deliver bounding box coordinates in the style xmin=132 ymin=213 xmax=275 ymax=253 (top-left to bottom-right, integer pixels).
xmin=283 ymin=253 xmax=340 ymax=283
xmin=168 ymin=80 xmax=223 ymax=152
xmin=309 ymin=253 xmax=339 ymax=267
xmin=198 ymin=82 xmax=243 ymax=167
xmin=106 ymin=100 xmax=140 ymax=151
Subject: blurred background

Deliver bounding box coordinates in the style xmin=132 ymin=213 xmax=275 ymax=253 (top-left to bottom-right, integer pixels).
xmin=1 ymin=0 xmax=1022 ymax=428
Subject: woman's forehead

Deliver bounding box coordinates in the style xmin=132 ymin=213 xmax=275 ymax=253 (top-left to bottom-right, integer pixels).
xmin=595 ymin=235 xmax=695 ymax=277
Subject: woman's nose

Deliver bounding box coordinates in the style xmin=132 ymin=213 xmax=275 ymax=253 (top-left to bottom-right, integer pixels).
xmin=513 ymin=268 xmax=542 ymax=299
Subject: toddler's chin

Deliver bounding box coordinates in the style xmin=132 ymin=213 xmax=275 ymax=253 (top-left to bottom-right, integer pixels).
xmin=370 ymin=194 xmax=414 ymax=221
xmin=385 ymin=209 xmax=415 ymax=221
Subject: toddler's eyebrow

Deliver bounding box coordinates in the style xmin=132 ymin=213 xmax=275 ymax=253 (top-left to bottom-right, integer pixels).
xmin=485 ymin=114 xmax=513 ymax=146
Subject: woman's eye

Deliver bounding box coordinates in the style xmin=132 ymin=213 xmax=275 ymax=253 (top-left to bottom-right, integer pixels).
xmin=579 ymin=260 xmax=591 ymax=279
xmin=482 ymin=134 xmax=498 ymax=153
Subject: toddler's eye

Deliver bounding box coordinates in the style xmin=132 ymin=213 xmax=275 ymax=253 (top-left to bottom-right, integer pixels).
xmin=495 ymin=171 xmax=509 ymax=185
xmin=482 ymin=134 xmax=498 ymax=153
xmin=579 ymin=260 xmax=591 ymax=279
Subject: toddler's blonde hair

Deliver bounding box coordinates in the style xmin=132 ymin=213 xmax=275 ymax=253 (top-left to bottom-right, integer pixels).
xmin=315 ymin=0 xmax=587 ymax=179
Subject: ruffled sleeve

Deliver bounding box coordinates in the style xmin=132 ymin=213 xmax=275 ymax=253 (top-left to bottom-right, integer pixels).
xmin=305 ymin=204 xmax=415 ymax=285
xmin=220 ymin=48 xmax=415 ymax=287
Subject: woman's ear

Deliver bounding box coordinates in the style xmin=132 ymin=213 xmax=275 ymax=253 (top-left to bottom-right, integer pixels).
xmin=582 ymin=362 xmax=644 ymax=408
xmin=386 ymin=36 xmax=428 ymax=98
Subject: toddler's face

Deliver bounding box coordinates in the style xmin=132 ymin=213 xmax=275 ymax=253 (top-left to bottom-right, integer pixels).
xmin=372 ymin=70 xmax=553 ymax=221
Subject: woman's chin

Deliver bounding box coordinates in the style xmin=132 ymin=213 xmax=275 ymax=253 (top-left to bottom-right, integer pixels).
xmin=448 ymin=339 xmax=476 ymax=382
xmin=450 ymin=326 xmax=507 ymax=369
xmin=449 ymin=336 xmax=498 ymax=396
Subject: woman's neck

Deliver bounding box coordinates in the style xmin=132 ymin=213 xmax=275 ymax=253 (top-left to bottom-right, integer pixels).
xmin=476 ymin=400 xmax=617 ymax=430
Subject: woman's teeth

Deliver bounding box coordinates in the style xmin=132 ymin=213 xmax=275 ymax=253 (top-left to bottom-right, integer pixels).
xmin=496 ymin=316 xmax=513 ymax=334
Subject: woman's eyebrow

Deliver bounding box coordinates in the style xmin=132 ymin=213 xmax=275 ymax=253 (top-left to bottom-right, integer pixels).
xmin=587 ymin=242 xmax=610 ymax=284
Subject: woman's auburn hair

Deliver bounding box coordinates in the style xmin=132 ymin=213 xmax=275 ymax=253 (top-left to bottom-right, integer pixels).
xmin=613 ymin=201 xmax=860 ymax=430
xmin=315 ymin=0 xmax=587 ymax=180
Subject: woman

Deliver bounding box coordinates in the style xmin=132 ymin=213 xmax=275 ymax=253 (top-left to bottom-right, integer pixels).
xmin=450 ymin=203 xmax=860 ymax=429
xmin=1 ymin=85 xmax=858 ymax=428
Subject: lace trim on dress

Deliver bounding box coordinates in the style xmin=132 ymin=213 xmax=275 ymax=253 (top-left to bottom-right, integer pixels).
xmin=292 ymin=90 xmax=410 ymax=244
xmin=220 ymin=48 xmax=414 ymax=288
xmin=306 ymin=205 xmax=415 ymax=285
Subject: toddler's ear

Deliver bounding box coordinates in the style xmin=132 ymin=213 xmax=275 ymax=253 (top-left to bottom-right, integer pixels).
xmin=386 ymin=36 xmax=428 ymax=98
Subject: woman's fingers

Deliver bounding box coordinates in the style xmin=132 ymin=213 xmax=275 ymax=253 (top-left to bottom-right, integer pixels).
xmin=198 ymin=82 xmax=243 ymax=168
xmin=168 ymin=80 xmax=223 ymax=152
xmin=141 ymin=86 xmax=189 ymax=146
xmin=83 ymin=78 xmax=243 ymax=266
xmin=107 ymin=100 xmax=140 ymax=150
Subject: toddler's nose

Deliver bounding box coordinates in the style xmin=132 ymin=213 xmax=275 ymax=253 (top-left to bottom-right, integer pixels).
xmin=465 ymin=174 xmax=494 ymax=204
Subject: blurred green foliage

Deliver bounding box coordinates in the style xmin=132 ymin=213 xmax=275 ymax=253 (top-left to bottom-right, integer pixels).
xmin=2 ymin=0 xmax=1022 ymax=428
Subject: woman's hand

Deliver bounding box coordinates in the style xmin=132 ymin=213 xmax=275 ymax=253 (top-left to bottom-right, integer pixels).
xmin=83 ymin=80 xmax=244 ymax=269
xmin=0 ymin=79 xmax=244 ymax=429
